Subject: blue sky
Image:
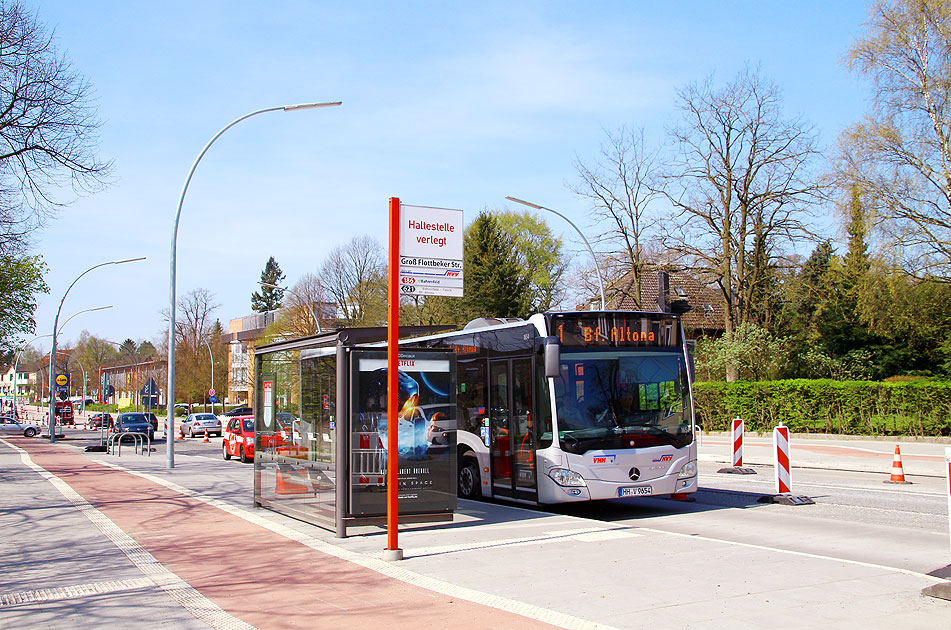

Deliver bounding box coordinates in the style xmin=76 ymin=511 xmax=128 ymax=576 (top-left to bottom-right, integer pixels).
xmin=28 ymin=1 xmax=871 ymax=349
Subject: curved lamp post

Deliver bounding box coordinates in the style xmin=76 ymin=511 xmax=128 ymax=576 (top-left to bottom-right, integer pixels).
xmin=259 ymin=281 xmax=322 ymax=334
xmin=13 ymin=305 xmax=111 ymax=421
xmin=505 ymin=196 xmax=606 ymax=311
xmin=167 ymin=101 xmax=341 ymax=469
xmin=48 ymin=260 xmax=144 ymax=443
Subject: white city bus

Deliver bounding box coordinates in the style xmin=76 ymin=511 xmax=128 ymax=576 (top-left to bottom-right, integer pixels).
xmin=407 ymin=310 xmax=698 ymax=504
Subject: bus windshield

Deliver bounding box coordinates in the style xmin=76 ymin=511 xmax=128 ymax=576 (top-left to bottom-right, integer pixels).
xmin=553 ymin=350 xmax=693 ymax=454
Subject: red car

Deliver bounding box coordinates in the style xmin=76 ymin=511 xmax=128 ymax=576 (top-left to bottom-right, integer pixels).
xmin=223 ymin=416 xmax=255 ymax=463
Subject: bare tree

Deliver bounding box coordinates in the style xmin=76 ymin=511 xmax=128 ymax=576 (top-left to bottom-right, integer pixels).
xmin=319 ymin=235 xmax=386 ymax=326
xmin=269 ymin=272 xmax=327 ymax=338
xmin=0 ymin=2 xmax=111 ymax=254
xmin=662 ymin=67 xmax=823 ymax=380
xmin=839 ymin=0 xmax=951 ymax=278
xmin=572 ymin=126 xmax=662 ymax=308
xmin=170 ymin=288 xmax=220 ymax=402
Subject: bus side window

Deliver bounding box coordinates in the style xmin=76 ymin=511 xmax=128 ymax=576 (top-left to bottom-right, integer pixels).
xmin=457 ymin=360 xmax=486 ymax=436
xmin=535 ymin=359 xmax=553 ymax=449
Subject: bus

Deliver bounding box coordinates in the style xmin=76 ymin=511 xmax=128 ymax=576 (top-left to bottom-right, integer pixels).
xmin=407 ymin=310 xmax=698 ymax=505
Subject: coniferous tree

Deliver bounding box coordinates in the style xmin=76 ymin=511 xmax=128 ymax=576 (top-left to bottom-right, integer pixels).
xmin=251 ymin=256 xmax=285 ymax=313
xmin=460 ymin=212 xmax=531 ymax=320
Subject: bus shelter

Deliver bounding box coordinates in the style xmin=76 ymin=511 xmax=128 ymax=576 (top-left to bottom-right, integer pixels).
xmin=252 ymin=326 xmax=457 ymax=538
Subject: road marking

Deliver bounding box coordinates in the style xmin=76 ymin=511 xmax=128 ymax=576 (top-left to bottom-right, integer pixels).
xmin=1 ymin=439 xmax=256 ymax=630
xmin=405 ymin=527 xmax=641 ymax=557
xmin=633 ymin=525 xmax=945 ymax=583
xmin=705 ymin=474 xmax=946 ymax=498
xmin=0 ymin=578 xmax=153 ymax=607
xmin=96 ymin=459 xmax=619 ymax=630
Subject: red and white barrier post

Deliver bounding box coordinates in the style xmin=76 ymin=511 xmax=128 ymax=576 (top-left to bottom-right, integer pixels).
xmin=773 ymin=422 xmax=791 ymax=495
xmin=732 ymin=416 xmax=743 ymax=467
xmin=945 ymin=447 xmax=950 ymax=555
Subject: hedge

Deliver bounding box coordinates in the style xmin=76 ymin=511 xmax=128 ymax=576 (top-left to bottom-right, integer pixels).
xmin=692 ymin=379 xmax=951 ymax=436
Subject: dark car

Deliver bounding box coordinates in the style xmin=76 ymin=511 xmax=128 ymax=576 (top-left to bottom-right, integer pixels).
xmin=218 ymin=406 xmax=252 ymax=425
xmin=88 ymin=413 xmax=114 ymax=429
xmin=142 ymin=412 xmax=159 ymax=432
xmin=115 ymin=413 xmax=155 ymax=440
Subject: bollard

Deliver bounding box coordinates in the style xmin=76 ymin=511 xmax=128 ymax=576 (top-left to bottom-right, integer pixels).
xmin=773 ymin=422 xmax=791 ymax=495
xmin=946 ymin=447 xmax=951 ymax=556
xmin=732 ymin=416 xmax=743 ymax=466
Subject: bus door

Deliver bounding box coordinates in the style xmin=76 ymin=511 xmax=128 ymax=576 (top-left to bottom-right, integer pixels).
xmin=488 ymin=357 xmax=537 ymax=502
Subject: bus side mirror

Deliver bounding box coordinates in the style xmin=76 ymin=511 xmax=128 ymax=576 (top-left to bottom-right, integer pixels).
xmin=544 ymin=337 xmax=560 ymax=379
xmin=687 ymin=350 xmax=696 ymax=384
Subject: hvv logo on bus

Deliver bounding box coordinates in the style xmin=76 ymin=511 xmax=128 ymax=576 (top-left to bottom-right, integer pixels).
xmin=591 ymin=454 xmax=617 ymax=465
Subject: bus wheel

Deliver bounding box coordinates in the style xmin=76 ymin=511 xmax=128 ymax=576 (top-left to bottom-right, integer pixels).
xmin=458 ymin=455 xmax=481 ymax=499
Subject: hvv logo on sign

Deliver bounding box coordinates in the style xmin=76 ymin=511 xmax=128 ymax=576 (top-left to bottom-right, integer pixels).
xmin=591 ymin=454 xmax=616 ymax=465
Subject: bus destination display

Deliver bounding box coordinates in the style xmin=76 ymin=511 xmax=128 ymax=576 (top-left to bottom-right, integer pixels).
xmin=550 ymin=313 xmax=680 ymax=348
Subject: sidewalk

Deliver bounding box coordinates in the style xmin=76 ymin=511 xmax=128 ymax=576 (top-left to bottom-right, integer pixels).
xmin=1 ymin=436 xmax=949 ymax=629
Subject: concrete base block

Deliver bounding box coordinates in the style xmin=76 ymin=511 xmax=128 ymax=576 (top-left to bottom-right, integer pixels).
xmin=921 ymin=582 xmax=951 ymax=601
xmin=381 ymin=548 xmax=404 ymax=562
xmin=758 ymin=494 xmax=815 ymax=506
xmin=717 ymin=466 xmax=757 ymax=474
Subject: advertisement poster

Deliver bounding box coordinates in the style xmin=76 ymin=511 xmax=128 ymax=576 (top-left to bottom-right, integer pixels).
xmin=349 ymin=349 xmax=456 ymax=517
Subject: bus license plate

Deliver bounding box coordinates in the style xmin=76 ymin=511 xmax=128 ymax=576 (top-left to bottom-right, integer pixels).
xmin=618 ymin=486 xmax=652 ymax=497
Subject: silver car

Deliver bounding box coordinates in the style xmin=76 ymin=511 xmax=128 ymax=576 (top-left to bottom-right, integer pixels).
xmin=0 ymin=416 xmax=40 ymax=437
xmin=180 ymin=413 xmax=222 ymax=438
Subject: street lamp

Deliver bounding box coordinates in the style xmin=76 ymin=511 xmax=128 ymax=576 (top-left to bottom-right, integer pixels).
xmin=167 ymin=100 xmax=341 ymax=469
xmin=259 ymin=281 xmax=322 ymax=333
xmin=13 ymin=305 xmax=111 ymax=421
xmin=505 ymin=196 xmax=607 ymax=311
xmin=48 ymin=259 xmax=144 ymax=443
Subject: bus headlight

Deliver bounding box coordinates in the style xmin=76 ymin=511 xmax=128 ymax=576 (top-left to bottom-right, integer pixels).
xmin=678 ymin=462 xmax=697 ymax=478
xmin=548 ymin=468 xmax=587 ymax=487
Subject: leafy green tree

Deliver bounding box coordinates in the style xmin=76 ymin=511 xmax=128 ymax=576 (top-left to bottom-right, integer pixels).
xmin=695 ymin=322 xmax=790 ymax=381
xmin=459 ymin=212 xmax=530 ymax=320
xmin=496 ymin=210 xmax=569 ymax=311
xmin=0 ymin=254 xmax=48 ymax=352
xmin=250 ymin=256 xmax=285 ymax=313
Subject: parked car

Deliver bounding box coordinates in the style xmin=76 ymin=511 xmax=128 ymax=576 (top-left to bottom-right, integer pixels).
xmin=222 ymin=416 xmax=254 ymax=463
xmin=88 ymin=413 xmax=114 ymax=430
xmin=142 ymin=412 xmax=159 ymax=432
xmin=115 ymin=413 xmax=155 ymax=441
xmin=0 ymin=416 xmax=40 ymax=437
xmin=180 ymin=413 xmax=221 ymax=438
xmin=220 ymin=406 xmax=252 ymax=419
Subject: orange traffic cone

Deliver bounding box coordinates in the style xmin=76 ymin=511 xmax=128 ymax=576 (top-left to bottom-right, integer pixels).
xmin=203 ymin=431 xmax=210 ymax=443
xmin=275 ymin=467 xmax=310 ymax=495
xmin=884 ymin=444 xmax=912 ymax=484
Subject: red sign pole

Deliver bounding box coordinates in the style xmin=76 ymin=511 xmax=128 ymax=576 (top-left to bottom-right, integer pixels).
xmin=385 ymin=197 xmax=403 ymax=560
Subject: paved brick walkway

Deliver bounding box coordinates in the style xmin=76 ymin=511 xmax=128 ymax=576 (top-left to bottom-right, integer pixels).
xmin=13 ymin=438 xmax=555 ymax=629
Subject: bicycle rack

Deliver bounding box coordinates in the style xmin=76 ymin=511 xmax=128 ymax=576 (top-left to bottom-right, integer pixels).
xmin=108 ymin=432 xmax=152 ymax=457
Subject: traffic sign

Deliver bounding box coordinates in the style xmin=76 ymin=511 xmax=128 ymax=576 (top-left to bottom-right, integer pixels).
xmin=399 ymin=205 xmax=464 ymax=297
xmin=209 ymin=395 xmax=217 ymax=403
xmin=209 ymin=388 xmax=215 ymax=396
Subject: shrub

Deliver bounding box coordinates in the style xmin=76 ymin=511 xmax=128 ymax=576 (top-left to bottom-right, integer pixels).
xmin=693 ymin=379 xmax=951 ymax=436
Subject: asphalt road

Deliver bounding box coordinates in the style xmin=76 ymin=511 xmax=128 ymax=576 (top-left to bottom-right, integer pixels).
xmin=52 ymin=427 xmax=951 ymax=579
